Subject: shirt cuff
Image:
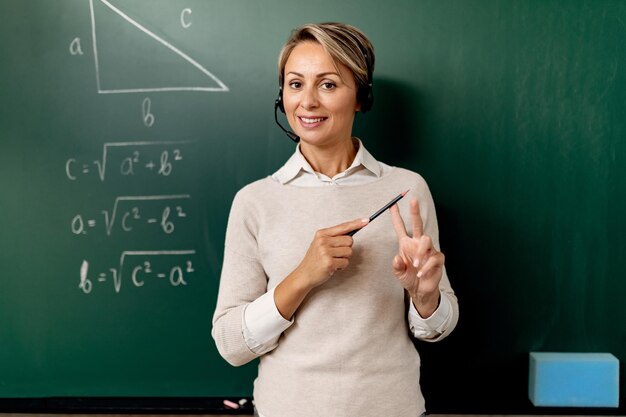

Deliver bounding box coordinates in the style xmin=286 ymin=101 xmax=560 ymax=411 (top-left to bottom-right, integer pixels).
xmin=242 ymin=287 xmax=294 ymax=354
xmin=408 ymin=292 xmax=452 ymax=339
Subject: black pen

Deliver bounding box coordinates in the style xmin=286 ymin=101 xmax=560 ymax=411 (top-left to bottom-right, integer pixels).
xmin=347 ymin=190 xmax=409 ymax=236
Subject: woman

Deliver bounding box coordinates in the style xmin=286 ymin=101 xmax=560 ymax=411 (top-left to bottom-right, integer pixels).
xmin=212 ymin=22 xmax=458 ymax=417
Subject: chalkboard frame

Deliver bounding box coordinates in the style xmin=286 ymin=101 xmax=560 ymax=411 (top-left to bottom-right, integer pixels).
xmin=0 ymin=397 xmax=622 ymax=415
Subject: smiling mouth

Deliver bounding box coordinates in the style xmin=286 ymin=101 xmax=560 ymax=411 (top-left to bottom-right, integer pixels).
xmin=298 ymin=116 xmax=328 ymax=125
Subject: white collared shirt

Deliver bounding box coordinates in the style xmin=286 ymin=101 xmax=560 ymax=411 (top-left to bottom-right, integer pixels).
xmin=271 ymin=137 xmax=386 ymax=186
xmin=242 ymin=138 xmax=453 ymax=356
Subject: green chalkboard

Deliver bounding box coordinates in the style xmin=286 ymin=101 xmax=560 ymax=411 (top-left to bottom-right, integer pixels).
xmin=1 ymin=0 xmax=624 ymax=413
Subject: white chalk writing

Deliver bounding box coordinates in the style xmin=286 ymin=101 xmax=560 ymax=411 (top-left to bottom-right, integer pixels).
xmin=79 ymin=251 xmax=196 ymax=294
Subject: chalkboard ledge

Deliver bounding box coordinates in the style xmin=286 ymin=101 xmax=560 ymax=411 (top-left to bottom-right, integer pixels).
xmin=0 ymin=397 xmax=254 ymax=414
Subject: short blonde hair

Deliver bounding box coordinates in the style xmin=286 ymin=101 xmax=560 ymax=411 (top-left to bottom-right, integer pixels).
xmin=277 ymin=22 xmax=375 ymax=94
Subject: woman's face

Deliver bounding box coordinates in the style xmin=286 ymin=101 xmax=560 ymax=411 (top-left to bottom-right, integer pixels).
xmin=282 ymin=42 xmax=360 ymax=148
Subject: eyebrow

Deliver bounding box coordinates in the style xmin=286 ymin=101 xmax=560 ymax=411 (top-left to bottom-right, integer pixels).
xmin=286 ymin=71 xmax=341 ymax=78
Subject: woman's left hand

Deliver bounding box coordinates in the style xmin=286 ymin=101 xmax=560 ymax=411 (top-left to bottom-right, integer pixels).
xmin=390 ymin=199 xmax=444 ymax=318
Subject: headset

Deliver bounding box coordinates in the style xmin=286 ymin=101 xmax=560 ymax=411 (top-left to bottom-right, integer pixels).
xmin=274 ymin=88 xmax=300 ymax=143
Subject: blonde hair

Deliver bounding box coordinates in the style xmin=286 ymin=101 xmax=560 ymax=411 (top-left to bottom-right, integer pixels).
xmin=277 ymin=22 xmax=375 ymax=93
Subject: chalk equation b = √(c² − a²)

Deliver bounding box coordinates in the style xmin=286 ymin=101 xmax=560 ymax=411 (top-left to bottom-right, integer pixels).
xmin=79 ymin=250 xmax=196 ymax=294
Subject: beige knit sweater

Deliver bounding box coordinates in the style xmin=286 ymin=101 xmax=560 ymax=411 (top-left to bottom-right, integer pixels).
xmin=212 ymin=167 xmax=458 ymax=417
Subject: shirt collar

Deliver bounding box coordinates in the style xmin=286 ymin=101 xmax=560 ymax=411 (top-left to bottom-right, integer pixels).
xmin=272 ymin=138 xmax=383 ymax=184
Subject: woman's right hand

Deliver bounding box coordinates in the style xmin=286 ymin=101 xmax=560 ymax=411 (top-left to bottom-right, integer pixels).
xmin=296 ymin=218 xmax=369 ymax=289
xmin=274 ymin=218 xmax=368 ymax=320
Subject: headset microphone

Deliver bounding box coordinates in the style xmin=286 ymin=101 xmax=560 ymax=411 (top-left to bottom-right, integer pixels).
xmin=274 ymin=95 xmax=300 ymax=143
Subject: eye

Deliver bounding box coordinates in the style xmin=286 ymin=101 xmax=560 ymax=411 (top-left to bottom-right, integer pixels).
xmin=320 ymin=82 xmax=336 ymax=90
xmin=288 ymin=81 xmax=302 ymax=89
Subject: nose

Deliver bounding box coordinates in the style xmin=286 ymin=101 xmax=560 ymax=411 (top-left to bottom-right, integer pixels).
xmin=300 ymin=86 xmax=319 ymax=110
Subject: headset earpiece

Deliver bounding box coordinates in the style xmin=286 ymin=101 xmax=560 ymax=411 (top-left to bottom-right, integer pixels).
xmin=358 ymin=82 xmax=374 ymax=113
xmin=274 ymin=86 xmax=299 ymax=143
xmin=276 ymin=86 xmax=285 ymax=113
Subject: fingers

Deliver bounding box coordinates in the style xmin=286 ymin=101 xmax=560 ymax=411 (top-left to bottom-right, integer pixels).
xmin=416 ymin=251 xmax=445 ymax=278
xmin=328 ymin=246 xmax=353 ymax=259
xmin=412 ymin=235 xmax=434 ymax=268
xmin=411 ymin=235 xmax=443 ymax=278
xmin=314 ymin=226 xmax=358 ymax=271
xmin=311 ymin=236 xmax=354 ymax=257
xmin=390 ymin=203 xmax=408 ymax=239
xmin=301 ymin=219 xmax=366 ymax=289
xmin=329 ymin=235 xmax=354 ymax=248
xmin=410 ymin=199 xmax=424 ymax=238
xmin=320 ymin=243 xmax=354 ymax=274
xmin=392 ymin=254 xmax=407 ymax=274
xmin=392 ymin=199 xmax=424 ymax=240
xmin=322 ymin=218 xmax=369 ymax=237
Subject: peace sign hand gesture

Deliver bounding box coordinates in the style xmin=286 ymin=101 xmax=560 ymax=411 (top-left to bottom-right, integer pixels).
xmin=390 ymin=199 xmax=444 ymax=318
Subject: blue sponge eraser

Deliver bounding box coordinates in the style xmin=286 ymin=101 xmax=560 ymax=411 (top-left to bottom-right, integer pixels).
xmin=529 ymin=352 xmax=619 ymax=407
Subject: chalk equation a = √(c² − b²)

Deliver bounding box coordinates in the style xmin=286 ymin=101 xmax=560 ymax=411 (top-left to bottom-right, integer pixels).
xmin=79 ymin=250 xmax=196 ymax=294
xmin=89 ymin=0 xmax=229 ymax=94
xmin=71 ymin=194 xmax=191 ymax=237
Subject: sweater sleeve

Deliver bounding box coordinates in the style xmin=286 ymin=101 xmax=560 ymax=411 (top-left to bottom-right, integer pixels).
xmin=411 ymin=174 xmax=460 ymax=341
xmin=211 ymin=188 xmax=272 ymax=366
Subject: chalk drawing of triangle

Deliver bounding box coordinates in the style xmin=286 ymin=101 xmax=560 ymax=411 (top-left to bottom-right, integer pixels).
xmin=89 ymin=0 xmax=229 ymax=93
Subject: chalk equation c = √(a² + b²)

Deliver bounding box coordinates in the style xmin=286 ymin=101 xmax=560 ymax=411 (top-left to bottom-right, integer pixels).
xmin=65 ymin=140 xmax=193 ymax=182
